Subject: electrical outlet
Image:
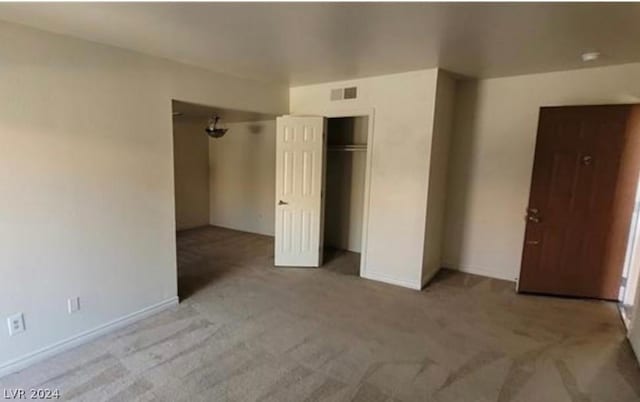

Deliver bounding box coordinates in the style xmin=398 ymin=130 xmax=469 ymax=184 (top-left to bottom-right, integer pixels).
xmin=7 ymin=313 xmax=25 ymax=336
xmin=67 ymin=297 xmax=80 ymax=314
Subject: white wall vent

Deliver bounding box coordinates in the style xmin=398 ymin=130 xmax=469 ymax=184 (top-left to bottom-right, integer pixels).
xmin=344 ymin=86 xmax=357 ymax=99
xmin=330 ymin=86 xmax=358 ymax=101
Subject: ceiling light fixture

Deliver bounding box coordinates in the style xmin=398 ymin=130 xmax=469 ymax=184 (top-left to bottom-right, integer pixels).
xmin=581 ymin=51 xmax=600 ymax=62
xmin=205 ymin=116 xmax=228 ymax=138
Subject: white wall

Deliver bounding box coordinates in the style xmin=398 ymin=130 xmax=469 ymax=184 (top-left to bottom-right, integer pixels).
xmin=291 ymin=69 xmax=439 ymax=289
xmin=0 ymin=21 xmax=287 ymax=374
xmin=421 ymin=71 xmax=456 ymax=286
xmin=443 ymin=63 xmax=640 ymax=282
xmin=630 ymin=284 xmax=640 ymax=363
xmin=209 ymin=120 xmax=276 ymax=236
xmin=324 ymin=117 xmax=368 ymax=252
xmin=173 ymin=117 xmax=210 ymax=230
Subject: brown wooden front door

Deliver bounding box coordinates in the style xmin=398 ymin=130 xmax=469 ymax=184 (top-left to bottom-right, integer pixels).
xmin=519 ymin=105 xmax=640 ymax=300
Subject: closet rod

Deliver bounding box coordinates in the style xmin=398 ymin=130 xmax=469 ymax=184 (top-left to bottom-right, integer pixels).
xmin=328 ymin=145 xmax=367 ymax=152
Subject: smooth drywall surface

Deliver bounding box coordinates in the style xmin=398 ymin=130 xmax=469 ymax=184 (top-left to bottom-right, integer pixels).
xmin=291 ymin=69 xmax=439 ymax=289
xmin=0 ymin=20 xmax=287 ymax=370
xmin=421 ymin=71 xmax=456 ymax=287
xmin=443 ymin=63 xmax=640 ymax=282
xmin=324 ymin=117 xmax=368 ymax=252
xmin=209 ymin=120 xmax=276 ymax=236
xmin=173 ymin=117 xmax=210 ymax=230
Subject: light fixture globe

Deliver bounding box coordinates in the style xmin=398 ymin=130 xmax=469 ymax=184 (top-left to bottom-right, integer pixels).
xmin=206 ymin=115 xmax=228 ymax=138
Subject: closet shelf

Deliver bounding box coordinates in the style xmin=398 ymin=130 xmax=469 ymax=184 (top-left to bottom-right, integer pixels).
xmin=328 ymin=144 xmax=367 ymax=152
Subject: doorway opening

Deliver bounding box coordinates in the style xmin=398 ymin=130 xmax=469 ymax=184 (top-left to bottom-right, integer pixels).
xmin=620 ymin=173 xmax=640 ymax=327
xmin=171 ymin=99 xmax=277 ymax=301
xmin=322 ymin=116 xmax=369 ymax=276
xmin=273 ymin=113 xmax=373 ymax=277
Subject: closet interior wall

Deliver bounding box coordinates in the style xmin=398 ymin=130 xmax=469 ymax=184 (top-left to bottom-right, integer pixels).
xmin=324 ymin=117 xmax=369 ymax=255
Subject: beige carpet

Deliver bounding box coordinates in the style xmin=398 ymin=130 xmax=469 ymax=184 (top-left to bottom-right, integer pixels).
xmin=2 ymin=225 xmax=639 ymax=401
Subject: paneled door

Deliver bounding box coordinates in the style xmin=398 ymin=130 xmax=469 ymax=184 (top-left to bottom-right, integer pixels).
xmin=274 ymin=116 xmax=326 ymax=267
xmin=519 ymin=105 xmax=640 ymax=299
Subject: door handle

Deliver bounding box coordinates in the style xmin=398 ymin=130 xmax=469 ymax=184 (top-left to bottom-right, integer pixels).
xmin=278 ymin=200 xmax=288 ymax=206
xmin=527 ymin=215 xmax=541 ymax=223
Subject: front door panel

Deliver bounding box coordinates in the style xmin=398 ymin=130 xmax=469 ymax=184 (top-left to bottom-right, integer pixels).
xmin=519 ymin=105 xmax=640 ymax=299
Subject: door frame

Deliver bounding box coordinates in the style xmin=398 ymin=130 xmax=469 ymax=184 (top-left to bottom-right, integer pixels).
xmin=322 ymin=108 xmax=375 ymax=278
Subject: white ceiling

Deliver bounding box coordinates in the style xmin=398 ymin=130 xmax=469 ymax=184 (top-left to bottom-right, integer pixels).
xmin=1 ymin=3 xmax=639 ymax=85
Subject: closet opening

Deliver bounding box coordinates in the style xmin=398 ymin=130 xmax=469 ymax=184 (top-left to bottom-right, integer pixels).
xmin=323 ymin=116 xmax=369 ymax=276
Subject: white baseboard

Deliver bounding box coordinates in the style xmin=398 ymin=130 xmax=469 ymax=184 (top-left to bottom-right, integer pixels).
xmin=208 ymin=222 xmax=275 ymax=238
xmin=421 ymin=267 xmax=442 ymax=288
xmin=629 ymin=337 xmax=640 ymax=366
xmin=176 ymin=224 xmax=210 ymax=232
xmin=362 ymin=271 xmax=422 ymax=290
xmin=446 ymin=263 xmax=516 ymax=282
xmin=0 ymin=296 xmax=179 ymax=378
xmin=620 ymin=304 xmax=632 ymax=331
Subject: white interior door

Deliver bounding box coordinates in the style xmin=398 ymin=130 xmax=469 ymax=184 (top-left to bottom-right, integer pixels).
xmin=275 ymin=116 xmax=326 ymax=267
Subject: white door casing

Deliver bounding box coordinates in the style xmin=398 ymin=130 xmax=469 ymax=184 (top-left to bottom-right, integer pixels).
xmin=275 ymin=116 xmax=326 ymax=266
